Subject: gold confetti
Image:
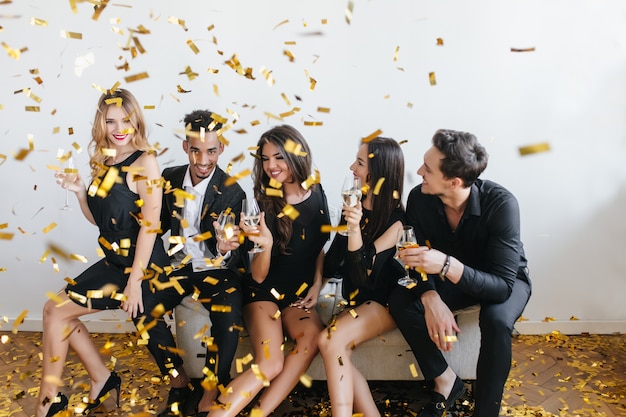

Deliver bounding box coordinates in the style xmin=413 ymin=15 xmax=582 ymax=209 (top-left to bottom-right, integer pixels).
xmin=42 ymin=222 xmax=57 ymax=234
xmin=270 ymin=288 xmax=284 ymax=300
xmin=337 ymin=355 xmax=344 ymax=365
xmin=436 ymin=38 xmax=444 ymax=46
xmin=393 ymin=45 xmax=400 ymax=62
xmin=284 ymin=139 xmax=307 ymax=156
xmin=168 ymin=16 xmax=188 ymax=31
xmin=303 ymin=121 xmax=323 ymax=126
xmin=317 ymin=107 xmax=330 ymax=113
xmin=349 ymin=309 xmax=358 ymax=318
xmin=409 ymin=363 xmax=419 ymax=378
xmin=12 ymin=310 xmax=28 ymax=334
xmin=186 ymin=39 xmax=200 ymax=54
xmin=443 ymin=335 xmax=458 ymax=343
xmin=105 ymin=97 xmax=123 ymax=107
xmin=361 ymin=129 xmax=382 ymax=143
xmin=265 ymin=187 xmax=283 ymax=197
xmin=321 ymin=224 xmax=348 ymax=234
xmin=124 ymin=72 xmax=149 ymax=83
xmin=519 ymin=142 xmax=550 ymax=156
xmin=30 ymin=17 xmax=48 ymax=26
xmin=60 ymin=30 xmax=82 ymax=39
xmin=295 ymin=283 xmax=308 ymax=297
xmin=224 ymin=168 xmax=250 ymax=186
xmin=299 ymin=373 xmax=313 ymax=388
xmin=429 ymin=72 xmax=437 ymax=86
xmin=511 ymin=47 xmax=536 ymax=52
xmin=372 ymin=177 xmax=385 ymax=195
xmin=345 ymin=1 xmax=355 ymax=24
xmin=273 ymin=19 xmax=289 ymax=30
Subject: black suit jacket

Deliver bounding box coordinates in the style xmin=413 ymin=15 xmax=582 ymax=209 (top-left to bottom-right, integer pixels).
xmin=161 ymin=164 xmax=247 ymax=275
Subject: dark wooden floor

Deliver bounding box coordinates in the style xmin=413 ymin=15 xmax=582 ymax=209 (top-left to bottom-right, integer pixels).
xmin=1 ymin=331 xmax=624 ymax=417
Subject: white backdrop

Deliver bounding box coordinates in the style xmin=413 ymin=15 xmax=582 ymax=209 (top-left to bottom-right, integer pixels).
xmin=1 ymin=0 xmax=625 ymax=334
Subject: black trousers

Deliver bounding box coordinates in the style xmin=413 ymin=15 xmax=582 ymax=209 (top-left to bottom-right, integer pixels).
xmin=136 ymin=266 xmax=243 ymax=385
xmin=389 ymin=278 xmax=531 ymax=417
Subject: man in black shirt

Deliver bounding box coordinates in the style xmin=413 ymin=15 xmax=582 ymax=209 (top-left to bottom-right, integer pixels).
xmin=389 ymin=129 xmax=531 ymax=417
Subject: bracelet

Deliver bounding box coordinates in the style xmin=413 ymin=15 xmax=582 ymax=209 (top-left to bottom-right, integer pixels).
xmin=439 ymin=254 xmax=450 ymax=280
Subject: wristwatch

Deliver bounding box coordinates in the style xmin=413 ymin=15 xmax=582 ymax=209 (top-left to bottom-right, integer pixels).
xmin=439 ymin=255 xmax=450 ymax=280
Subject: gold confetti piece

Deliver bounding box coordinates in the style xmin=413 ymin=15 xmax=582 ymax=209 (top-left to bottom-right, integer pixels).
xmin=295 ymin=283 xmax=308 ymax=297
xmin=211 ymin=305 xmax=232 ymax=313
xmin=284 ymin=139 xmax=307 ymax=156
xmin=0 ymin=232 xmax=15 ymax=240
xmin=543 ymin=316 xmax=557 ymax=322
xmin=105 ymin=97 xmax=123 ymax=107
xmin=519 ymin=142 xmax=550 ymax=156
xmin=337 ymin=355 xmax=344 ymax=365
xmin=168 ymin=16 xmax=189 ymax=31
xmin=299 ymin=373 xmax=313 ymax=388
xmin=305 ymin=70 xmax=317 ymax=91
xmin=436 ymin=38 xmax=444 ymax=46
xmin=372 ymin=177 xmax=385 ymax=195
xmin=321 ymin=224 xmax=348 ymax=234
xmin=569 ymin=316 xmax=579 ymax=321
xmin=283 ymin=49 xmax=296 ymax=62
xmin=429 ymin=72 xmax=437 ymax=86
xmin=60 ymin=30 xmax=82 ymax=39
xmin=270 ymin=288 xmax=284 ymax=300
xmin=349 ymin=309 xmax=358 ymax=318
xmin=12 ymin=310 xmax=28 ymax=334
xmin=303 ymin=121 xmax=323 ymax=126
xmin=70 ymin=253 xmax=88 ymax=263
xmin=144 ymin=105 xmax=155 ymax=110
xmin=511 ymin=47 xmax=536 ymax=52
xmin=393 ymin=45 xmax=400 ymax=62
xmin=25 ymin=106 xmax=40 ymax=112
xmin=187 ymin=39 xmax=200 ymax=54
xmin=265 ymin=187 xmax=284 ymax=197
xmin=42 ymin=222 xmax=57 ymax=234
xmin=273 ymin=19 xmax=289 ymax=30
xmin=443 ymin=335 xmax=458 ymax=342
xmin=30 ymin=17 xmax=48 ymax=26
xmin=409 ymin=363 xmax=419 ymax=378
xmin=345 ymin=0 xmax=355 ymax=24
xmin=224 ymin=168 xmax=251 ymax=186
xmin=125 ymin=72 xmax=149 ymax=83
xmin=317 ymin=107 xmax=330 ymax=113
xmin=362 ymin=129 xmax=382 ymax=143
xmin=1 ymin=335 xmax=9 ymax=344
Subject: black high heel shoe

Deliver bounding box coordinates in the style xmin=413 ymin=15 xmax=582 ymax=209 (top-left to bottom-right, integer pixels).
xmin=83 ymin=371 xmax=121 ymax=414
xmin=45 ymin=392 xmax=68 ymax=417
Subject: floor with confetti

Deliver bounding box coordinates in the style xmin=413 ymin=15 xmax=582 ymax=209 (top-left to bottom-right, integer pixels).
xmin=1 ymin=332 xmax=624 ymax=416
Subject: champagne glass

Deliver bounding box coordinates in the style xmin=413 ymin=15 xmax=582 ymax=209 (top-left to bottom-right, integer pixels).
xmin=242 ymin=198 xmax=264 ymax=253
xmin=338 ymin=175 xmax=362 ymax=236
xmin=396 ymin=225 xmax=420 ymax=287
xmin=216 ymin=210 xmax=236 ymax=242
xmin=59 ymin=156 xmax=77 ymax=211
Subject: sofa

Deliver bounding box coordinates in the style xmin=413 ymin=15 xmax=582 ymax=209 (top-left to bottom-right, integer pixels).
xmin=174 ymin=278 xmax=480 ymax=381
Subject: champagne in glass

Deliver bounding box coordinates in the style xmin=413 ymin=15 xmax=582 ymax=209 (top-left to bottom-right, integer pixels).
xmin=242 ymin=198 xmax=264 ymax=253
xmin=60 ymin=156 xmax=77 ymax=211
xmin=216 ymin=210 xmax=236 ymax=241
xmin=338 ymin=175 xmax=362 ymax=236
xmin=396 ymin=225 xmax=420 ymax=287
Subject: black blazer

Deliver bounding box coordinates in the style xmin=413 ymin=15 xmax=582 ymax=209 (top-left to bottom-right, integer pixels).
xmin=161 ymin=164 xmax=247 ymax=274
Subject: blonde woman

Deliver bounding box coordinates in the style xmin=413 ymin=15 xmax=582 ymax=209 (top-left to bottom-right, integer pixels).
xmin=36 ymin=89 xmax=167 ymax=416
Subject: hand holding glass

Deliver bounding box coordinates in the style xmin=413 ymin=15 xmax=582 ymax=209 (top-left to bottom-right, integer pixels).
xmin=59 ymin=157 xmax=77 ymax=210
xmin=396 ymin=226 xmax=420 ymax=287
xmin=338 ymin=175 xmax=362 ymax=236
xmin=242 ymin=198 xmax=264 ymax=253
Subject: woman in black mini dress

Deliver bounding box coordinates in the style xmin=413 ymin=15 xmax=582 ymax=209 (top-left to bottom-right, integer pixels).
xmin=200 ymin=125 xmax=330 ymax=417
xmin=36 ymin=89 xmax=167 ymax=417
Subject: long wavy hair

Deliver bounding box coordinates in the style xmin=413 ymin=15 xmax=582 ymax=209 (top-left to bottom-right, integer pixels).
xmin=362 ymin=137 xmax=405 ymax=241
xmin=88 ymin=89 xmax=151 ymax=177
xmin=252 ymin=125 xmax=314 ymax=255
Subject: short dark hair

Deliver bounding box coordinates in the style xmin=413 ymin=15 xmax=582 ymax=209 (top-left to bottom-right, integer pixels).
xmin=183 ymin=109 xmax=223 ymax=137
xmin=432 ymin=129 xmax=488 ymax=187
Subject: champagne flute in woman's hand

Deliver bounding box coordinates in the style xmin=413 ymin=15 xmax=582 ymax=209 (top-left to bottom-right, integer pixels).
xmin=338 ymin=175 xmax=362 ymax=236
xmin=59 ymin=156 xmax=77 ymax=210
xmin=396 ymin=225 xmax=420 ymax=287
xmin=242 ymin=198 xmax=264 ymax=253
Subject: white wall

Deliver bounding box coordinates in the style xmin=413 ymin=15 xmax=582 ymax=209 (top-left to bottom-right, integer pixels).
xmin=1 ymin=0 xmax=625 ymax=334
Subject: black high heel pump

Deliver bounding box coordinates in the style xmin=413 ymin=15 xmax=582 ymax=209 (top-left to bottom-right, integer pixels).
xmin=45 ymin=392 xmax=68 ymax=417
xmin=83 ymin=371 xmax=121 ymax=414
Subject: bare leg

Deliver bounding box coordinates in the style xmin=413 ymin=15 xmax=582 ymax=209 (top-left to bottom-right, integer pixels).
xmin=205 ymin=302 xmax=285 ymax=417
xmin=318 ymin=302 xmax=396 ymax=417
xmin=252 ymin=306 xmax=324 ymax=416
xmin=35 ymin=292 xmax=106 ymax=417
xmin=66 ymin=320 xmax=114 ymax=400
